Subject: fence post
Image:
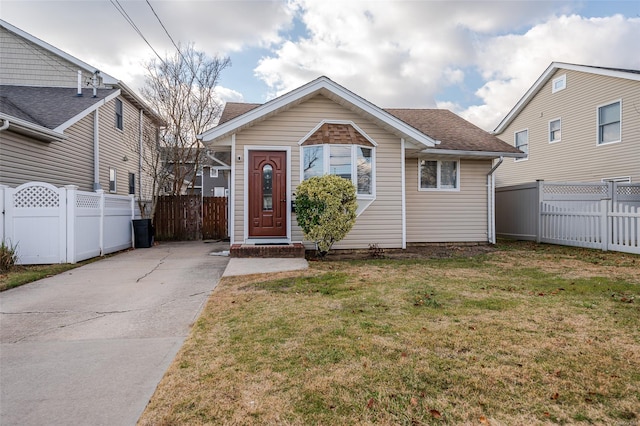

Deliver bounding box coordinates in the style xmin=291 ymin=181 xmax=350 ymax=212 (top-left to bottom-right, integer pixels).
xmin=600 ymin=199 xmax=609 ymax=252
xmin=65 ymin=185 xmax=78 ymax=263
xmin=0 ymin=184 xmax=7 ymax=243
xmin=536 ymin=180 xmax=544 ymax=243
xmin=130 ymin=194 xmax=135 ymax=249
xmin=97 ymin=189 xmax=105 ymax=255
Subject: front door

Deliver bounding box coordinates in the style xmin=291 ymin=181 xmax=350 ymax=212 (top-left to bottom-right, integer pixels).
xmin=248 ymin=150 xmax=287 ymax=238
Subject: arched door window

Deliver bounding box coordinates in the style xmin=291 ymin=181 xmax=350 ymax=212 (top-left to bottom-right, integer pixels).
xmin=262 ymin=164 xmax=273 ymax=210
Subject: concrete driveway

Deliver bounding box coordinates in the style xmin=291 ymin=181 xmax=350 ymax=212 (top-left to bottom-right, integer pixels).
xmin=0 ymin=241 xmax=229 ymax=426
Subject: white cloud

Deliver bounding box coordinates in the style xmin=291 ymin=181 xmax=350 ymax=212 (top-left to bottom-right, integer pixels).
xmin=458 ymin=14 xmax=640 ymax=130
xmin=215 ymin=86 xmax=245 ymax=103
xmin=255 ymin=2 xmax=640 ymax=130
xmin=1 ymin=0 xmax=293 ymax=91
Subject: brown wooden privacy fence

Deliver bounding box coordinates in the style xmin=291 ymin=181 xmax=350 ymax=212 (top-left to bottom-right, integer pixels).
xmin=154 ymin=195 xmax=228 ymax=241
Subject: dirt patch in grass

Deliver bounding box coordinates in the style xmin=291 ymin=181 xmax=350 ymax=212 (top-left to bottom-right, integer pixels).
xmin=139 ymin=242 xmax=640 ymax=425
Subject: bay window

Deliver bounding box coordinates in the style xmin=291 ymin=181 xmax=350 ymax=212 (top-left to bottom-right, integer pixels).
xmin=302 ymin=144 xmax=374 ymax=197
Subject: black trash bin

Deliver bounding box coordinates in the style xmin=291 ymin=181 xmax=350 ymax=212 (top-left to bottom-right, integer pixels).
xmin=133 ymin=219 xmax=154 ymax=248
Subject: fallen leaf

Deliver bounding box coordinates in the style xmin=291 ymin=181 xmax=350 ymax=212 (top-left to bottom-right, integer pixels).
xmin=551 ymin=392 xmax=559 ymax=400
xmin=410 ymin=397 xmax=418 ymax=406
xmin=544 ymin=412 xmax=550 ymax=417
xmin=479 ymin=416 xmax=490 ymax=425
xmin=430 ymin=409 xmax=442 ymax=418
xmin=401 ymin=352 xmax=408 ymax=358
xmin=367 ymin=398 xmax=375 ymax=409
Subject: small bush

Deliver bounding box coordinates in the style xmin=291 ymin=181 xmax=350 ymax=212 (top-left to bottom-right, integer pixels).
xmin=295 ymin=175 xmax=357 ymax=257
xmin=0 ymin=240 xmax=19 ymax=272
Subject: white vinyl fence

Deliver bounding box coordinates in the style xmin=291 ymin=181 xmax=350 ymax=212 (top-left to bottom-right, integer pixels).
xmin=496 ymin=181 xmax=640 ymax=255
xmin=1 ymin=182 xmax=135 ymax=265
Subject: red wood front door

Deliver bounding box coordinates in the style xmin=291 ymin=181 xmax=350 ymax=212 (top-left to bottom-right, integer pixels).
xmin=248 ymin=151 xmax=287 ymax=238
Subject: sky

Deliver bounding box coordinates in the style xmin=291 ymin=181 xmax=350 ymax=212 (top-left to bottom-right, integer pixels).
xmin=2 ymin=0 xmax=639 ymax=130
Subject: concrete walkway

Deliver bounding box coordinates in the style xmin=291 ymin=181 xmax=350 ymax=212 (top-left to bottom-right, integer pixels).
xmin=0 ymin=241 xmax=230 ymax=426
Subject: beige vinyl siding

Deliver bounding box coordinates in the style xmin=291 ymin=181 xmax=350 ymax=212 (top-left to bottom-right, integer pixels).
xmin=496 ymin=69 xmax=640 ymax=186
xmin=406 ymin=159 xmax=490 ymax=242
xmin=0 ymin=114 xmax=94 ymax=190
xmin=0 ymin=26 xmax=99 ymax=88
xmin=233 ymin=94 xmax=403 ymax=248
xmin=98 ymin=97 xmax=143 ymax=196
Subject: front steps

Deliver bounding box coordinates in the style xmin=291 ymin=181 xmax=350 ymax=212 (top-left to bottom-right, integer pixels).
xmin=230 ymin=243 xmax=306 ymax=258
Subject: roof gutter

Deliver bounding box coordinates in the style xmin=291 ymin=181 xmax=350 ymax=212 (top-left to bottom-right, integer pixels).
xmin=420 ymin=148 xmax=525 ymax=158
xmin=0 ymin=113 xmax=66 ymax=142
xmin=486 ymin=156 xmax=504 ymax=244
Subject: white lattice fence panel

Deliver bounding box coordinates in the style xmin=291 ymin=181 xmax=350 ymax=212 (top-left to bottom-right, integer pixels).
xmin=5 ymin=182 xmax=66 ymax=264
xmin=542 ymin=183 xmax=608 ymax=201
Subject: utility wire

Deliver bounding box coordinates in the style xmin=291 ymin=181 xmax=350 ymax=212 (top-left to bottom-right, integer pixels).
xmin=110 ymin=0 xmax=165 ymax=65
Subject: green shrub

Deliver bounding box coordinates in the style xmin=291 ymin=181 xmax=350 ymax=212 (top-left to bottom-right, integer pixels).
xmin=0 ymin=240 xmax=18 ymax=272
xmin=295 ymin=175 xmax=357 ymax=257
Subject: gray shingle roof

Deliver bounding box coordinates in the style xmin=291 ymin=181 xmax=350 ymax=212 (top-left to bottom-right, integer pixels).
xmin=0 ymin=85 xmax=119 ymax=129
xmin=217 ymin=101 xmax=521 ymax=154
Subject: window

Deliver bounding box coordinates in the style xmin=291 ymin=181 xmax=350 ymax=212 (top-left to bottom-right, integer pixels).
xmin=419 ymin=160 xmax=459 ymax=191
xmin=301 ymin=144 xmax=374 ymax=197
xmin=128 ymin=173 xmax=135 ymax=195
xmin=210 ymin=168 xmax=218 ymax=178
xmin=115 ymin=99 xmax=123 ymax=130
xmin=109 ymin=168 xmax=117 ymax=192
xmin=598 ymin=101 xmax=621 ymax=145
xmin=549 ymin=118 xmax=561 ymax=143
xmin=515 ymin=129 xmax=528 ymax=160
xmin=552 ymin=74 xmax=566 ymax=93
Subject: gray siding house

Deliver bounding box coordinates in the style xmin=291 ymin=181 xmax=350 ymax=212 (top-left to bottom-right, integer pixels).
xmin=0 ymin=19 xmax=162 ymax=197
xmin=494 ymin=62 xmax=640 ymax=186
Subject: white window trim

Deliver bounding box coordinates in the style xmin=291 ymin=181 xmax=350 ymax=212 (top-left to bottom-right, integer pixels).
xmin=418 ymin=159 xmax=461 ymax=192
xmin=210 ymin=168 xmax=219 ymax=178
xmin=596 ymin=99 xmax=622 ymax=146
xmin=514 ymin=128 xmax=529 ymax=162
xmin=552 ymin=74 xmax=566 ymax=93
xmin=299 ymin=144 xmax=376 ymax=200
xmin=548 ymin=118 xmax=561 ymax=144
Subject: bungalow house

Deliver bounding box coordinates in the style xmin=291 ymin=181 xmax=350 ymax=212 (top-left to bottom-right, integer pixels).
xmin=0 ymin=19 xmax=163 ymax=198
xmin=493 ymin=62 xmax=640 ymax=186
xmin=198 ymin=77 xmax=524 ymax=250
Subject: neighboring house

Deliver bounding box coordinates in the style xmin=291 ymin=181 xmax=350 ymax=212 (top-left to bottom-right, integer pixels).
xmin=162 ymin=148 xmax=230 ymax=196
xmin=493 ymin=62 xmax=640 ymax=186
xmin=198 ymin=76 xmax=523 ymax=249
xmin=0 ymin=19 xmax=163 ymax=197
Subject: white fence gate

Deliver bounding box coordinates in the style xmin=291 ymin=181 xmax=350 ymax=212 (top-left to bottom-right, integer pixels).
xmin=1 ymin=182 xmax=135 ymax=265
xmin=496 ymin=181 xmax=640 ymax=255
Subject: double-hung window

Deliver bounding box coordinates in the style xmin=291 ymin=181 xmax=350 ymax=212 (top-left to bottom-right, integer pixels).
xmin=115 ymin=99 xmax=123 ymax=130
xmin=301 ymin=144 xmax=374 ymax=197
xmin=515 ymin=129 xmax=528 ymax=160
xmin=419 ymin=160 xmax=459 ymax=191
xmin=598 ymin=101 xmax=621 ymax=145
xmin=549 ymin=119 xmax=561 ymax=143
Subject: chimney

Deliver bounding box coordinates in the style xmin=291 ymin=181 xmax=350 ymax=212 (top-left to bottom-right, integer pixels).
xmin=77 ymin=70 xmax=83 ymax=96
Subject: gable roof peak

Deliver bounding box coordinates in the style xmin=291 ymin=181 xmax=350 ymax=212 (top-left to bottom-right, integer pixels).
xmin=494 ymin=61 xmax=640 ymax=134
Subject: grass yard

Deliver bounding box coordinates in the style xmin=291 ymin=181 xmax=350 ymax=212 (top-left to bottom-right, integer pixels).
xmin=138 ymin=242 xmax=640 ymax=425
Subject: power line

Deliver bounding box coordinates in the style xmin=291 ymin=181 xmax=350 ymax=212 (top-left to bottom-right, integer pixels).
xmin=110 ymin=0 xmax=165 ymax=65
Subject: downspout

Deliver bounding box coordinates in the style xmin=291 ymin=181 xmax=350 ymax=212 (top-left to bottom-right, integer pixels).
xmin=139 ymin=109 xmax=143 ymax=198
xmin=400 ymin=138 xmax=406 ymax=249
xmin=229 ymin=134 xmax=236 ymax=245
xmin=0 ymin=119 xmax=9 ymax=131
xmin=93 ymin=110 xmax=101 ymax=191
xmin=486 ymin=156 xmax=504 ymax=244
